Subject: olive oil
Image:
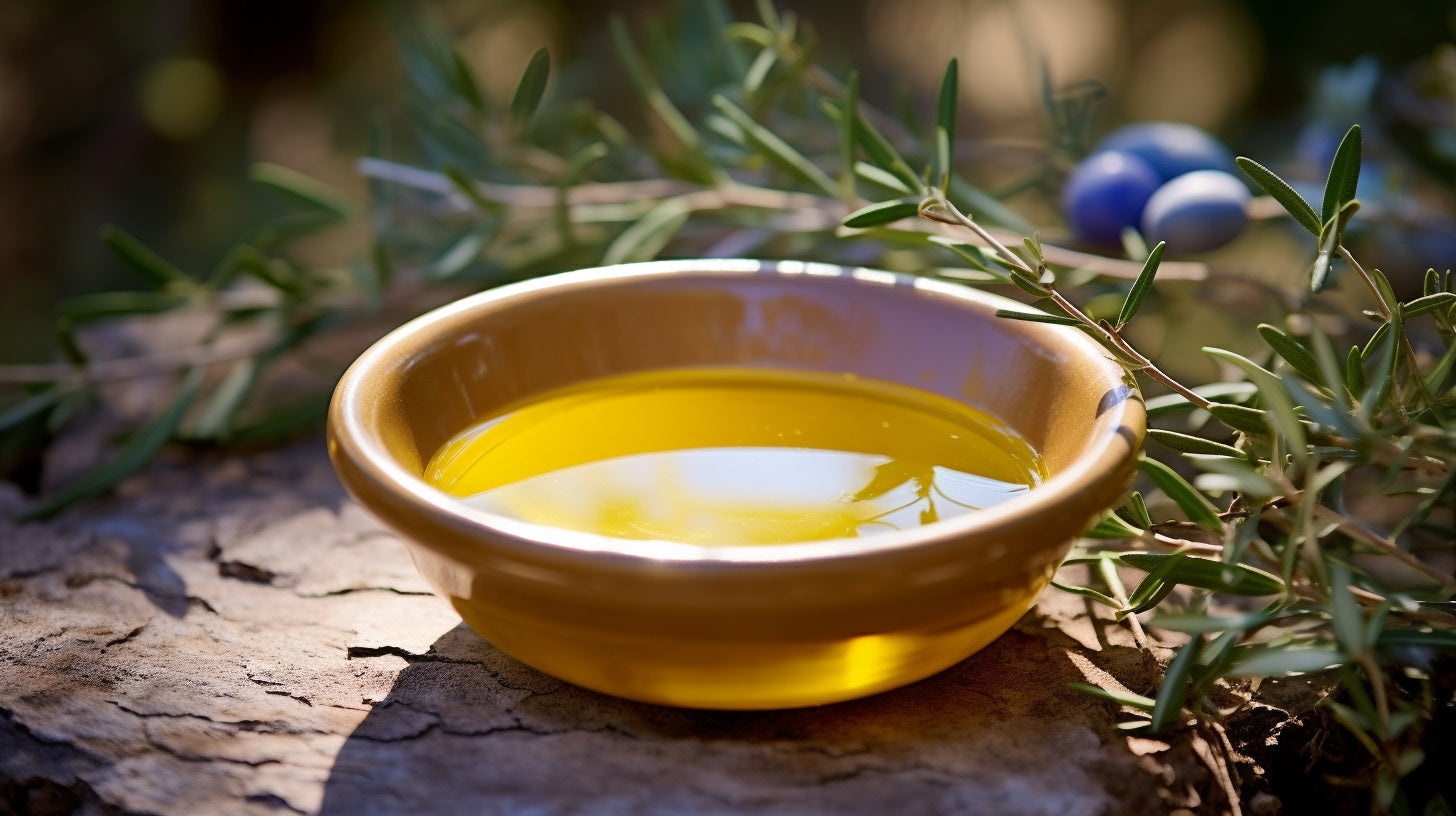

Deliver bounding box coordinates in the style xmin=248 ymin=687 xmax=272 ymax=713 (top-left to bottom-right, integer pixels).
xmin=426 ymin=368 xmax=1044 ymax=544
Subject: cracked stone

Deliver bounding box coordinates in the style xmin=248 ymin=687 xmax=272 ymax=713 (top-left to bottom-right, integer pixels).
xmin=1 ymin=435 xmax=1272 ymax=815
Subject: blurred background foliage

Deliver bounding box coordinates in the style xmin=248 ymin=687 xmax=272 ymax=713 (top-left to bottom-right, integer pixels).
xmin=5 ymin=0 xmax=1456 ymax=366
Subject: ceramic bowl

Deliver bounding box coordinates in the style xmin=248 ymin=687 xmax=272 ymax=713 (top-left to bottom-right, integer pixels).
xmin=327 ymin=259 xmax=1144 ymax=709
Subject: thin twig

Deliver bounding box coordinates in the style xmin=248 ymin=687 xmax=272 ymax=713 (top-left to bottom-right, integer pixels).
xmin=1308 ymin=504 xmax=1455 ymax=590
xmin=363 ymin=158 xmax=1210 ymax=281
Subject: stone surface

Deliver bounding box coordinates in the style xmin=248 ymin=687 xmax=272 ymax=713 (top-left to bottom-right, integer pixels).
xmin=1 ymin=437 xmax=1248 ymax=815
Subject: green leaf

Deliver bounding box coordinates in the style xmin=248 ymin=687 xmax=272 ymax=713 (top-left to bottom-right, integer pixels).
xmin=1226 ymin=646 xmax=1344 ymax=677
xmin=1186 ymin=453 xmax=1282 ymax=499
xmin=441 ymin=166 xmax=500 ymax=214
xmin=1121 ymin=553 xmax=1185 ymax=615
xmin=1235 ymin=157 xmax=1320 ymax=235
xmin=842 ymin=198 xmax=920 ymax=228
xmin=423 ymin=224 xmax=496 ymax=281
xmin=1322 ymin=124 xmax=1362 ymax=226
xmin=723 ymin=22 xmax=773 ymax=47
xmin=1405 ymin=291 xmax=1456 ymax=318
xmin=1127 ymin=491 xmax=1154 ymax=528
xmin=1208 ymin=402 xmax=1267 ymax=435
xmin=1082 ymin=511 xmax=1143 ymax=540
xmin=1422 ymin=334 xmax=1456 ymax=394
xmin=1121 ymin=552 xmax=1284 ymax=596
xmin=1310 ymin=201 xmax=1359 ymax=294
xmin=742 ymin=46 xmax=778 ymax=98
xmin=1204 ymin=347 xmax=1307 ymax=460
xmin=1144 ymin=383 xmax=1257 ymax=418
xmin=20 ymin=367 xmax=206 ymax=521
xmin=223 ymin=390 xmax=331 ymax=445
xmin=100 ymin=225 xmax=188 ymax=285
xmin=934 ymin=58 xmax=958 ymax=187
xmin=509 ymin=48 xmax=551 ymax=127
xmin=1149 ymin=609 xmax=1276 ymax=634
xmin=57 ymin=291 xmax=192 ymax=323
xmin=609 ymin=16 xmax=717 ymax=185
xmin=1146 ymin=428 xmax=1242 ymax=457
xmin=1051 ymin=579 xmax=1121 ymax=608
xmin=711 ymin=95 xmax=837 ymax=196
xmin=1345 ymin=345 xmax=1367 ymax=396
xmin=1067 ymin=682 xmax=1156 ymax=713
xmin=854 ymin=162 xmax=913 ymax=195
xmin=837 ymin=71 xmax=859 ymax=204
xmin=946 ymin=175 xmax=1039 ymax=236
xmin=1328 ymin=562 xmax=1365 ymax=657
xmin=1360 ymin=307 xmax=1402 ymax=419
xmin=1151 ymin=636 xmax=1199 ymax=732
xmin=841 ymin=98 xmax=924 ymax=195
xmin=1139 ymin=456 xmax=1223 ymax=533
xmin=250 ymin=163 xmax=352 ymax=220
xmin=1116 ymin=242 xmax=1166 ymax=328
xmin=448 ymin=48 xmax=486 ymax=114
xmin=0 ymin=389 xmax=62 ymax=432
xmin=1258 ymin=324 xmax=1324 ymax=385
xmin=602 ymin=197 xmax=690 ymax=265
xmin=993 ymin=308 xmax=1082 ymax=327
xmin=1007 ymin=270 xmax=1052 ymax=299
xmin=1376 ymin=627 xmax=1456 ymax=651
xmin=187 ymin=357 xmax=261 ymax=440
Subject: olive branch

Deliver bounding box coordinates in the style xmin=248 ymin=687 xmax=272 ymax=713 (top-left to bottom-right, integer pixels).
xmin=0 ymin=3 xmax=1452 ymax=808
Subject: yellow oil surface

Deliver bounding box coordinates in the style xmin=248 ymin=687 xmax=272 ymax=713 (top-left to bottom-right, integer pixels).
xmin=426 ymin=367 xmax=1045 ymax=544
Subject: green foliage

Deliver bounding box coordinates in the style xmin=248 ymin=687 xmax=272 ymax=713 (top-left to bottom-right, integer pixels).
xmin=1 ymin=6 xmax=1452 ymax=808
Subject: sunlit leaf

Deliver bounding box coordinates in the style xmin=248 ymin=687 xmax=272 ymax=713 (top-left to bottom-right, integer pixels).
xmin=934 ymin=58 xmax=958 ymax=188
xmin=842 ymin=198 xmax=920 ymax=228
xmin=1204 ymin=347 xmax=1307 ymax=461
xmin=1322 ymin=124 xmax=1362 ymax=226
xmin=993 ymin=308 xmax=1081 ymax=327
xmin=1404 ymin=292 xmax=1456 ymax=318
xmin=1121 ymin=552 xmax=1284 ymax=596
xmin=1147 ymin=428 xmax=1241 ymax=457
xmin=712 ymin=95 xmax=837 ymax=195
xmin=1226 ymin=646 xmax=1344 ymax=677
xmin=187 ymin=357 xmax=261 ymax=440
xmin=1258 ymin=324 xmax=1324 ymax=386
xmin=1139 ymin=456 xmax=1223 ymax=533
xmin=1150 ymin=609 xmax=1276 ymax=634
xmin=21 ymin=367 xmax=205 ymax=521
xmin=602 ymin=197 xmax=691 ymax=265
xmin=1236 ymin=157 xmax=1320 ymax=235
xmin=1116 ymin=241 xmax=1166 ymax=328
xmin=1067 ymin=682 xmax=1156 ymax=712
xmin=251 ymin=162 xmax=352 ymax=220
xmin=1051 ymin=579 xmax=1122 ymax=607
xmin=1185 ymin=453 xmax=1282 ymax=499
xmin=1082 ymin=510 xmax=1143 ymax=540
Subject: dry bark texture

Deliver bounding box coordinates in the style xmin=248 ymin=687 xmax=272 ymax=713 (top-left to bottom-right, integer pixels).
xmin=0 ymin=437 xmax=1298 ymax=815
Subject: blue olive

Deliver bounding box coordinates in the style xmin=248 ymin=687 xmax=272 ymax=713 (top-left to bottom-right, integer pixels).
xmin=1097 ymin=121 xmax=1236 ymax=181
xmin=1061 ymin=150 xmax=1162 ymax=247
xmin=1140 ymin=170 xmax=1251 ymax=253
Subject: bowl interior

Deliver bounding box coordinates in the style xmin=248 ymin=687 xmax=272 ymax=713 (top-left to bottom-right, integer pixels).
xmin=355 ymin=262 xmax=1133 ymax=488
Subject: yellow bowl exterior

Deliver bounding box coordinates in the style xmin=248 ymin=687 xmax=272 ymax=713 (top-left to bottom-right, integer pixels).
xmin=327 ymin=260 xmax=1145 ymax=709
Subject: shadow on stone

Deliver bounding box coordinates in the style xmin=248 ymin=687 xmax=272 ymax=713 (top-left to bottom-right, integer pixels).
xmin=319 ymin=620 xmax=1169 ymax=816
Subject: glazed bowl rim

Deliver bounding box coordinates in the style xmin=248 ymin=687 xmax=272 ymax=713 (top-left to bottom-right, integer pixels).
xmin=328 ymin=258 xmax=1143 ymax=566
